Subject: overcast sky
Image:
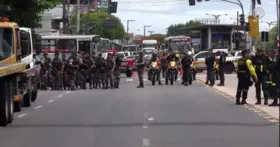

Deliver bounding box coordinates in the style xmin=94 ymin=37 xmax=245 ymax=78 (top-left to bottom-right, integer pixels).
xmin=113 ymin=0 xmax=278 ymax=35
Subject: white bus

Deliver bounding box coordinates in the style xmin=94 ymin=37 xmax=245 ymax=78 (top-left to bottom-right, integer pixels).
xmin=98 ymin=38 xmax=111 ymax=52
xmin=41 ymin=35 xmax=101 ymax=54
xmin=164 ymin=36 xmax=194 ymax=54
xmin=142 ymin=39 xmax=158 ymax=49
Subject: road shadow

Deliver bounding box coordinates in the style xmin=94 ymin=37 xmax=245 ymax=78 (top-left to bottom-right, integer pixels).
xmin=7 ymin=121 xmax=278 ymax=129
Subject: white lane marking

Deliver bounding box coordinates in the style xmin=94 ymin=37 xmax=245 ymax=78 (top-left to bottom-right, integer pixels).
xmin=57 ymin=95 xmax=63 ymax=98
xmin=143 ymin=124 xmax=149 ymax=129
xmin=34 ymin=105 xmax=42 ymax=109
xmin=66 ymin=91 xmax=70 ymax=93
xmin=17 ymin=113 xmax=27 ymax=118
xmin=143 ymin=138 xmax=150 ymax=146
xmin=48 ymin=100 xmax=54 ymax=103
xmin=126 ymin=79 xmax=133 ymax=82
xmin=144 ymin=113 xmax=148 ymax=118
xmin=147 ymin=117 xmax=155 ymax=121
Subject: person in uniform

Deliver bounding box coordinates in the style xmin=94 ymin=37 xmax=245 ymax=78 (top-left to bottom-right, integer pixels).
xmin=68 ymin=52 xmax=80 ymax=89
xmin=181 ymin=51 xmax=192 ymax=86
xmin=51 ymin=52 xmax=63 ymax=90
xmin=251 ymin=48 xmax=271 ymax=105
xmin=269 ymin=49 xmax=280 ymax=106
xmin=113 ymin=52 xmax=122 ymax=88
xmin=148 ymin=53 xmax=162 ymax=85
xmin=205 ymin=49 xmax=215 ymax=86
xmin=236 ymin=49 xmax=258 ymax=105
xmin=135 ymin=52 xmax=145 ymax=88
xmin=106 ymin=53 xmax=115 ymax=89
xmin=41 ymin=52 xmax=52 ymax=89
xmin=93 ymin=54 xmax=103 ymax=89
xmin=160 ymin=52 xmax=169 ymax=78
xmin=217 ymin=51 xmax=227 ymax=86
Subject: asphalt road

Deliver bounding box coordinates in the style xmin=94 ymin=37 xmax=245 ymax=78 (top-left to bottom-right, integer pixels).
xmin=0 ymin=73 xmax=279 ymax=147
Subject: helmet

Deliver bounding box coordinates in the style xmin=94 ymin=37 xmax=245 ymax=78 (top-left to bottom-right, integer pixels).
xmin=187 ymin=51 xmax=192 ymax=56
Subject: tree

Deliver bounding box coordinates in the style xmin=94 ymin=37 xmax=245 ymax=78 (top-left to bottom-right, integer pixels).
xmin=70 ymin=12 xmax=125 ymax=39
xmin=146 ymin=34 xmax=166 ymax=44
xmin=166 ymin=20 xmax=202 ymax=36
xmin=255 ymin=25 xmax=278 ymax=51
xmin=2 ymin=0 xmax=61 ymax=28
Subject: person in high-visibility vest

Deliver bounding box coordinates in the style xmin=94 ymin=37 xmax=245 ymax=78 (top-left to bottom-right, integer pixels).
xmin=269 ymin=49 xmax=280 ymax=106
xmin=251 ymin=48 xmax=271 ymax=105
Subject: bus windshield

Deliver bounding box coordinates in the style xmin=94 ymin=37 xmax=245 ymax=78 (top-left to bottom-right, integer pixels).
xmin=97 ymin=39 xmax=110 ymax=52
xmin=0 ymin=28 xmax=13 ymax=60
xmin=122 ymin=46 xmax=137 ymax=52
xmin=169 ymin=41 xmax=191 ymax=53
xmin=142 ymin=44 xmax=157 ymax=49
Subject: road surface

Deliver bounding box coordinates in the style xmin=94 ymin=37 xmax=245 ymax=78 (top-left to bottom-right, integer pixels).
xmin=0 ymin=74 xmax=279 ymax=147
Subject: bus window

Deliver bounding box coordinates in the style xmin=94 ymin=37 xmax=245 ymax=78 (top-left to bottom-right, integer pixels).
xmin=56 ymin=39 xmax=76 ymax=51
xmin=78 ymin=41 xmax=91 ymax=53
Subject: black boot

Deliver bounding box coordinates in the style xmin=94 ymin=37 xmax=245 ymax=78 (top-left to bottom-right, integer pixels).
xmin=269 ymin=99 xmax=278 ymax=106
xmin=241 ymin=99 xmax=247 ymax=105
xmin=159 ymin=81 xmax=162 ymax=85
xmin=236 ymin=98 xmax=241 ymax=105
xmin=217 ymin=83 xmax=224 ymax=86
xmin=264 ymin=98 xmax=268 ymax=105
xmin=255 ymin=97 xmax=261 ymax=105
xmin=137 ymin=83 xmax=144 ymax=88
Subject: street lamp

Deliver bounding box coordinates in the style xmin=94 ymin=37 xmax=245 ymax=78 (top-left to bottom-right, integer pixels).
xmin=144 ymin=25 xmax=151 ymax=36
xmin=261 ymin=21 xmax=276 ymax=31
xmin=206 ymin=13 xmax=228 ymax=24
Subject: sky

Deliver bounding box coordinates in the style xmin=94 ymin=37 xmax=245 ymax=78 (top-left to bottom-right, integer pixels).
xmin=113 ymin=0 xmax=278 ymax=35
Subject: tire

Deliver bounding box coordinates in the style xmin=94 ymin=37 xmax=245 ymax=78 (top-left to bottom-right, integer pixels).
xmin=224 ymin=62 xmax=235 ymax=74
xmin=151 ymin=71 xmax=155 ymax=85
xmin=7 ymin=80 xmax=14 ymax=124
xmin=23 ymin=78 xmax=32 ymax=107
xmin=170 ymin=71 xmax=174 ymax=85
xmin=31 ymin=76 xmax=38 ymax=102
xmin=0 ymin=79 xmax=12 ymax=126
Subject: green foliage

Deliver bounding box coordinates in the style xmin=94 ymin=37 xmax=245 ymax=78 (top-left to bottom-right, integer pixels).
xmin=146 ymin=34 xmax=166 ymax=44
xmin=2 ymin=0 xmax=61 ymax=28
xmin=166 ymin=20 xmax=202 ymax=36
xmin=255 ymin=25 xmax=278 ymax=51
xmin=70 ymin=12 xmax=125 ymax=39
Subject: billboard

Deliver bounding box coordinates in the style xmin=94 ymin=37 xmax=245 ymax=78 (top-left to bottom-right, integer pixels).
xmin=97 ymin=0 xmax=109 ymax=13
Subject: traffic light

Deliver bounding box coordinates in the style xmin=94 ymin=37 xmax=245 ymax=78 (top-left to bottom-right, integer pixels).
xmin=248 ymin=15 xmax=259 ymax=37
xmin=239 ymin=14 xmax=245 ymax=26
xmin=245 ymin=22 xmax=250 ymax=31
xmin=109 ymin=2 xmax=118 ymax=13
xmin=189 ymin=0 xmax=195 ymax=6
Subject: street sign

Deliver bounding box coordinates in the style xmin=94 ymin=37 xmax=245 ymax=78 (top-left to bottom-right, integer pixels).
xmin=103 ymin=18 xmax=118 ymax=28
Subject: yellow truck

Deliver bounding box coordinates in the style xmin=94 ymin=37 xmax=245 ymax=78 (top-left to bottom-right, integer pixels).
xmin=0 ymin=16 xmax=42 ymax=126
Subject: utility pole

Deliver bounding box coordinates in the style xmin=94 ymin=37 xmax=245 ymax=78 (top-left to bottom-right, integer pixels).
xmin=251 ymin=0 xmax=256 ymax=51
xmin=77 ymin=0 xmax=80 ymax=34
xmin=277 ymin=0 xmax=280 ymax=50
xmin=261 ymin=21 xmax=276 ymax=31
xmin=205 ymin=13 xmax=227 ymax=24
xmin=62 ymin=0 xmax=67 ymax=34
xmin=148 ymin=31 xmax=154 ymax=35
xmin=143 ymin=25 xmax=151 ymax=37
xmin=126 ymin=20 xmax=135 ymax=44
xmin=86 ymin=0 xmax=91 ymax=34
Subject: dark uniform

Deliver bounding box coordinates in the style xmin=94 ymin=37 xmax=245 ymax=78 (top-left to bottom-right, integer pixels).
xmin=41 ymin=53 xmax=52 ymax=89
xmin=51 ymin=53 xmax=63 ymax=90
xmin=160 ymin=53 xmax=169 ymax=78
xmin=205 ymin=51 xmax=215 ymax=86
xmin=148 ymin=54 xmax=162 ymax=85
xmin=80 ymin=53 xmax=92 ymax=89
xmin=251 ymin=50 xmax=271 ymax=105
xmin=136 ymin=52 xmax=145 ymax=88
xmin=218 ymin=52 xmax=226 ymax=86
xmin=181 ymin=53 xmax=192 ymax=86
xmin=94 ymin=55 xmax=104 ymax=89
xmin=114 ymin=54 xmax=122 ymax=88
xmin=269 ymin=50 xmax=280 ymax=106
xmin=236 ymin=50 xmax=257 ymax=105
xmin=166 ymin=53 xmax=180 ymax=82
xmin=68 ymin=53 xmax=80 ymax=89
xmin=106 ymin=55 xmax=115 ymax=88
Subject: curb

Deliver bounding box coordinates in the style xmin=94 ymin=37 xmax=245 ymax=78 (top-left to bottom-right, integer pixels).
xmin=197 ymin=79 xmax=279 ymax=125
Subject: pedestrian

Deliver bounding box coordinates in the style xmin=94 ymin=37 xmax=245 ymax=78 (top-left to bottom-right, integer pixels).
xmin=251 ymin=48 xmax=271 ymax=105
xmin=181 ymin=51 xmax=192 ymax=86
xmin=236 ymin=49 xmax=258 ymax=105
xmin=106 ymin=53 xmax=115 ymax=89
xmin=269 ymin=49 xmax=280 ymax=106
xmin=217 ymin=51 xmax=227 ymax=86
xmin=135 ymin=52 xmax=145 ymax=88
xmin=205 ymin=49 xmax=215 ymax=86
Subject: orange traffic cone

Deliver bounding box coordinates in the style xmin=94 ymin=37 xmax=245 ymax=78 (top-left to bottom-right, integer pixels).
xmin=131 ymin=72 xmax=135 ymax=77
xmin=179 ymin=69 xmax=183 ymax=76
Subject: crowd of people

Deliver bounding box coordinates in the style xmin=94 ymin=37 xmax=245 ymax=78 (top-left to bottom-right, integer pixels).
xmin=204 ymin=48 xmax=280 ymax=106
xmin=40 ymin=51 xmax=122 ymax=90
xmin=135 ymin=51 xmax=195 ymax=88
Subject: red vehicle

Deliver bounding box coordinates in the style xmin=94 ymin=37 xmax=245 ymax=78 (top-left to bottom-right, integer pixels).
xmin=119 ymin=56 xmax=135 ymax=77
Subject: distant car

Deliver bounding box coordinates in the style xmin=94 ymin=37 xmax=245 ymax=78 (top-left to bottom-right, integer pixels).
xmin=119 ymin=56 xmax=135 ymax=77
xmin=142 ymin=48 xmax=157 ymax=61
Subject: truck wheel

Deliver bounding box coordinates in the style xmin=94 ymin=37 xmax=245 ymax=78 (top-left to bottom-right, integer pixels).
xmin=126 ymin=70 xmax=132 ymax=77
xmin=31 ymin=76 xmax=38 ymax=102
xmin=23 ymin=78 xmax=32 ymax=107
xmin=224 ymin=62 xmax=235 ymax=74
xmin=7 ymin=80 xmax=14 ymax=124
xmin=0 ymin=80 xmax=10 ymax=126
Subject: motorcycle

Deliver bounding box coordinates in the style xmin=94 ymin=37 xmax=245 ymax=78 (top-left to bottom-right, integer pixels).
xmin=150 ymin=61 xmax=159 ymax=85
xmin=166 ymin=61 xmax=177 ymax=85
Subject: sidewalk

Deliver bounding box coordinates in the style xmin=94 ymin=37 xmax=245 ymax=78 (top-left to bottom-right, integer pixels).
xmin=196 ymin=74 xmax=279 ymax=120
